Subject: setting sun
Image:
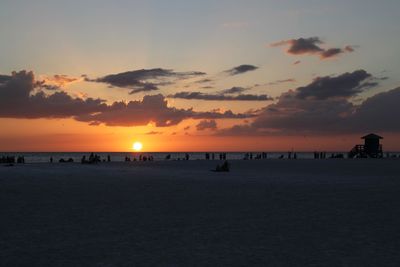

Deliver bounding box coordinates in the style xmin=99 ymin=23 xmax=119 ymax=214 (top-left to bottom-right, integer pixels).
xmin=132 ymin=141 xmax=143 ymax=152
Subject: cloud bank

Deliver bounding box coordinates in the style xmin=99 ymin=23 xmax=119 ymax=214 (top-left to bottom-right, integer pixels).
xmin=0 ymin=70 xmax=255 ymax=127
xmin=91 ymin=68 xmax=206 ymax=94
xmin=220 ymin=70 xmax=400 ymax=135
xmin=196 ymin=120 xmax=217 ymax=131
xmin=2 ymin=69 xmax=397 ymax=135
xmin=0 ymin=71 xmax=107 ymax=118
xmin=168 ymin=91 xmax=272 ymax=101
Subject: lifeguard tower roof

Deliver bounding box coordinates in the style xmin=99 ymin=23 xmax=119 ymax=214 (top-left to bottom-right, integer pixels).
xmin=362 ymin=133 xmax=383 ymax=140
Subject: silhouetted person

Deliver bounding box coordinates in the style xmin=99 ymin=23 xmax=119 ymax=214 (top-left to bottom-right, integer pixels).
xmin=17 ymin=156 xmax=25 ymax=164
xmin=215 ymin=161 xmax=230 ymax=172
xmin=107 ymin=155 xmax=111 ymax=162
xmin=50 ymin=157 xmax=53 ymax=163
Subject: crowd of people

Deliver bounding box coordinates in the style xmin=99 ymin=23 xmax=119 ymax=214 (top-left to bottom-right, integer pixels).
xmin=1 ymin=152 xmax=399 ymax=166
xmin=243 ymin=152 xmax=268 ymax=160
xmin=124 ymin=154 xmax=154 ymax=162
xmin=0 ymin=156 xmax=25 ymax=164
xmin=81 ymin=153 xmax=105 ymax=164
xmin=205 ymin=153 xmax=227 ymax=160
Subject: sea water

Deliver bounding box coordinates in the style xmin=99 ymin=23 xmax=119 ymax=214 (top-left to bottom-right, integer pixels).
xmin=2 ymin=151 xmax=398 ymax=163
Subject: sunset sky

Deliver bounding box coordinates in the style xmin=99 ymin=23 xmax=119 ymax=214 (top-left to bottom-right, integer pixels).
xmin=1 ymin=0 xmax=399 ymax=151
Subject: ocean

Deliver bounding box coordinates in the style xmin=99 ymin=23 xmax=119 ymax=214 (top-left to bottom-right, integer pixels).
xmin=1 ymin=151 xmax=399 ymax=163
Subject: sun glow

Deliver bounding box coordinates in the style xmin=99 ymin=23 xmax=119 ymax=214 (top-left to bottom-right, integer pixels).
xmin=132 ymin=141 xmax=143 ymax=152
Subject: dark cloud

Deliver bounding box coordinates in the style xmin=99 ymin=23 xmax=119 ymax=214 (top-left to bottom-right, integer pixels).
xmin=271 ymin=37 xmax=323 ymax=54
xmin=219 ymin=70 xmax=399 ymax=135
xmin=128 ymin=83 xmax=160 ymax=94
xmin=91 ymin=68 xmax=206 ymax=94
xmin=267 ymin=79 xmax=296 ymax=86
xmin=250 ymin=92 xmax=354 ymax=134
xmin=225 ymin=64 xmax=258 ymax=76
xmin=196 ymin=120 xmax=217 ymax=131
xmin=271 ymin=37 xmax=355 ymax=59
xmin=219 ymin=86 xmax=248 ymax=94
xmin=75 ymin=94 xmax=255 ymax=127
xmin=0 ymin=71 xmax=106 ymax=119
xmin=295 ymin=70 xmax=373 ymax=99
xmin=345 ymin=46 xmax=356 ymax=52
xmin=320 ymin=48 xmax=343 ymax=59
xmin=34 ymin=80 xmax=61 ymax=91
xmin=168 ymin=91 xmax=272 ymax=101
xmin=351 ymin=87 xmax=400 ymax=132
xmin=0 ymin=70 xmax=255 ymax=127
xmin=192 ymin=109 xmax=256 ymax=120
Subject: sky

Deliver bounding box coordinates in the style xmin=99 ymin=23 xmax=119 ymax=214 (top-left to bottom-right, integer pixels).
xmin=0 ymin=0 xmax=400 ymax=152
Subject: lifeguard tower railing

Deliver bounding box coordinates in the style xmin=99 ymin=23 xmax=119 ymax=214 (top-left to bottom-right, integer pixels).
xmin=348 ymin=144 xmax=383 ymax=158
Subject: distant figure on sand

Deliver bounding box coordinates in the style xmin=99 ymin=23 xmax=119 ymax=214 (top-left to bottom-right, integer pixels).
xmin=82 ymin=153 xmax=101 ymax=164
xmin=60 ymin=158 xmax=74 ymax=163
xmin=17 ymin=156 xmax=25 ymax=164
xmin=214 ymin=161 xmax=230 ymax=172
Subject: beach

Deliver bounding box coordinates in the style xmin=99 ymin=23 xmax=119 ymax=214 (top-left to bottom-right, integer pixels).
xmin=1 ymin=159 xmax=400 ymax=266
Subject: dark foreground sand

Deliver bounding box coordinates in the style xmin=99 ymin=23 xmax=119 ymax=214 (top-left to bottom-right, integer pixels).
xmin=1 ymin=159 xmax=400 ymax=267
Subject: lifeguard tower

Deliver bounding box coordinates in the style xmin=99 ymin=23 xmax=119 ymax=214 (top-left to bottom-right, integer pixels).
xmin=348 ymin=133 xmax=383 ymax=158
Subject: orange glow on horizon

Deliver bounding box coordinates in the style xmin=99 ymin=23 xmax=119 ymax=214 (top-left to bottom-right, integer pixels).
xmin=1 ymin=119 xmax=400 ymax=152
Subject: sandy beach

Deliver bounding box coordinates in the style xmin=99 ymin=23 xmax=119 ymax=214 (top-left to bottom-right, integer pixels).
xmin=1 ymin=159 xmax=400 ymax=266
